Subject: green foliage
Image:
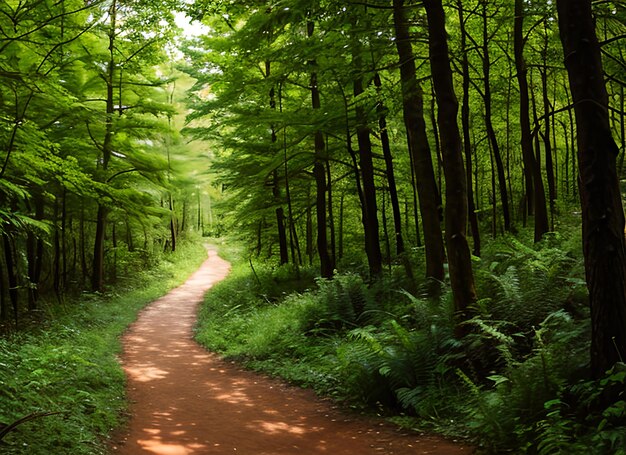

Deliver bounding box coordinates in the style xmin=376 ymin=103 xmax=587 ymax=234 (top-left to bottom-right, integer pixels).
xmin=475 ymin=233 xmax=586 ymax=328
xmin=193 ymin=232 xmax=626 ymax=453
xmin=532 ymin=363 xmax=626 ymax=455
xmin=0 ymin=240 xmax=208 ymax=454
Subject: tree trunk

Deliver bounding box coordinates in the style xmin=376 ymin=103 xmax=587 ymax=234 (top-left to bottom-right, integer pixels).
xmin=92 ymin=204 xmax=108 ymax=292
xmin=267 ymin=60 xmax=289 ymax=266
xmin=424 ymin=0 xmax=477 ymax=319
xmin=169 ymin=195 xmax=177 ymax=252
xmin=326 ymin=158 xmax=336 ymax=270
xmin=26 ymin=194 xmax=44 ymax=309
xmin=306 ymin=189 xmax=313 ymax=266
xmin=353 ymin=56 xmax=382 ymax=279
xmin=92 ymin=0 xmax=117 ymax=291
xmin=557 ymin=0 xmax=626 ymax=378
xmin=338 ymin=193 xmax=344 ymax=261
xmin=308 ymin=19 xmax=333 ymax=279
xmin=273 ymin=171 xmax=289 ymax=265
xmin=458 ymin=2 xmax=481 ymax=256
xmin=393 ymin=0 xmax=444 ymax=282
xmin=540 ymin=63 xmax=556 ymax=229
xmin=375 ymin=73 xmax=405 ymax=256
xmin=61 ymin=189 xmax=67 ymax=290
xmin=481 ymin=0 xmax=510 ymax=232
xmin=80 ymin=206 xmax=88 ymax=283
xmin=3 ymin=234 xmax=19 ymax=326
xmin=514 ymin=0 xmax=549 ymax=242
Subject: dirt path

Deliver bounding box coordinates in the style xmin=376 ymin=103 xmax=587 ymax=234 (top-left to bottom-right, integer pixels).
xmin=111 ymin=247 xmax=472 ymax=454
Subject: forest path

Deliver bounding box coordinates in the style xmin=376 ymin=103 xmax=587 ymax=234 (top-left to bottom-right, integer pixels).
xmin=111 ymin=247 xmax=472 ymax=455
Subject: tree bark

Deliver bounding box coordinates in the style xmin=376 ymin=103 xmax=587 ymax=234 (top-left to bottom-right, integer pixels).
xmin=481 ymin=0 xmax=510 ymax=232
xmin=514 ymin=0 xmax=549 ymax=242
xmin=423 ymin=0 xmax=477 ymax=319
xmin=3 ymin=234 xmax=18 ymax=326
xmin=458 ymin=2 xmax=481 ymax=256
xmin=26 ymin=194 xmax=44 ymax=309
xmin=92 ymin=0 xmax=117 ymax=291
xmin=267 ymin=60 xmax=289 ymax=266
xmin=375 ymin=73 xmax=405 ymax=256
xmin=392 ymin=0 xmax=444 ymax=281
xmin=557 ymin=0 xmax=626 ymax=378
xmin=308 ymin=19 xmax=333 ymax=279
xmin=353 ymin=58 xmax=383 ymax=279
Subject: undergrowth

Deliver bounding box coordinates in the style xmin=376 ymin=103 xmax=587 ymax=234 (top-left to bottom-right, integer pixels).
xmin=196 ymin=230 xmax=626 ymax=454
xmin=0 ymin=239 xmax=209 ymax=454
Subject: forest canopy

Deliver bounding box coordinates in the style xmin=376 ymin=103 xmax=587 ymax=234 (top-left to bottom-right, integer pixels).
xmin=1 ymin=0 xmax=626 ymax=453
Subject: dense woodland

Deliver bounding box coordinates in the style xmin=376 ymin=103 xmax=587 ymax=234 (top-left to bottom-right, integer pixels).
xmin=1 ymin=0 xmax=626 ymax=453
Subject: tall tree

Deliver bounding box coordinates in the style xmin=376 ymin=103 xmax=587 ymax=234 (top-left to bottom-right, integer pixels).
xmin=457 ymin=1 xmax=481 ymax=256
xmin=392 ymin=0 xmax=445 ymax=282
xmin=308 ymin=14 xmax=333 ymax=279
xmin=514 ymin=0 xmax=549 ymax=242
xmin=351 ymin=10 xmax=383 ymax=279
xmin=423 ymin=0 xmax=477 ymax=319
xmin=556 ymin=0 xmax=626 ymax=378
xmin=478 ymin=0 xmax=510 ymax=233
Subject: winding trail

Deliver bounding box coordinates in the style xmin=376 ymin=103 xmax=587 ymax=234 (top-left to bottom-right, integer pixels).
xmin=111 ymin=247 xmax=472 ymax=454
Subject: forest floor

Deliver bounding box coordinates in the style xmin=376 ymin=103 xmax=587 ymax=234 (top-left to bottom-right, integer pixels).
xmin=109 ymin=247 xmax=473 ymax=455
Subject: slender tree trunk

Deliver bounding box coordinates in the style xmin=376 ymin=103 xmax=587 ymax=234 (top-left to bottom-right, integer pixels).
xmin=374 ymin=73 xmax=405 ymax=256
xmin=338 ymin=193 xmax=344 ymax=261
xmin=541 ymin=63 xmax=556 ymax=229
xmin=266 ymin=61 xmax=289 ymax=265
xmin=26 ymin=195 xmax=44 ymax=309
xmin=80 ymin=206 xmax=88 ymax=282
xmin=326 ymin=158 xmax=336 ymax=271
xmin=256 ymin=219 xmax=263 ymax=257
xmin=458 ymin=2 xmax=480 ymax=256
xmin=3 ymin=234 xmax=18 ymax=326
xmin=273 ymin=171 xmax=289 ymax=265
xmin=308 ymin=19 xmax=333 ymax=278
xmin=53 ymin=199 xmax=62 ymax=298
xmin=61 ymin=189 xmax=67 ymax=290
xmin=489 ymin=146 xmax=497 ymax=237
xmin=481 ymin=1 xmax=510 ymax=232
xmin=111 ymin=221 xmax=117 ymax=283
xmin=430 ymin=88 xmax=443 ymax=195
xmin=424 ymin=0 xmax=477 ymax=320
xmin=306 ymin=188 xmax=313 ymax=266
xmin=381 ymin=188 xmax=391 ymax=267
xmin=169 ymin=195 xmax=177 ymax=252
xmin=514 ymin=0 xmax=549 ymax=242
xmin=92 ymin=0 xmax=117 ymax=291
xmin=562 ymin=119 xmax=570 ymax=198
xmin=393 ymin=0 xmax=445 ymax=282
xmin=557 ymin=0 xmax=626 ymax=379
xmin=353 ymin=53 xmax=382 ymax=279
xmin=92 ymin=204 xmax=108 ymax=292
xmin=197 ymin=189 xmax=202 ymax=232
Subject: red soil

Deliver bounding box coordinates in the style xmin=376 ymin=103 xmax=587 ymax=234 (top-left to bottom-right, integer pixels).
xmin=110 ymin=248 xmax=473 ymax=454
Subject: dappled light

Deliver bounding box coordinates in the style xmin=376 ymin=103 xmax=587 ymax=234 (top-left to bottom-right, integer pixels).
xmin=112 ymin=248 xmax=470 ymax=455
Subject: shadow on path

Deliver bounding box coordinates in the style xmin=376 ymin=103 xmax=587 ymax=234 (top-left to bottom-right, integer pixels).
xmin=111 ymin=247 xmax=472 ymax=455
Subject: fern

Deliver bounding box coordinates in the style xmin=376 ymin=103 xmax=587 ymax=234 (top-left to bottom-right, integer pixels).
xmin=535 ymin=400 xmax=586 ymax=455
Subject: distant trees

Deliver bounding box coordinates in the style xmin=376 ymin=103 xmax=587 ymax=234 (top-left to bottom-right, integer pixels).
xmin=0 ymin=0 xmax=203 ymax=323
xmin=182 ymin=0 xmax=626 ymax=367
xmin=2 ymin=0 xmax=624 ymax=386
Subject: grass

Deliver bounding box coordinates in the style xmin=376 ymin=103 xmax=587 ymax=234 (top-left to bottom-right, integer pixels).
xmin=0 ymin=239 xmax=209 ymax=454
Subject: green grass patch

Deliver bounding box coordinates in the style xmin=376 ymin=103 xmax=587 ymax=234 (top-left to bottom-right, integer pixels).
xmin=0 ymin=240 xmax=209 ymax=454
